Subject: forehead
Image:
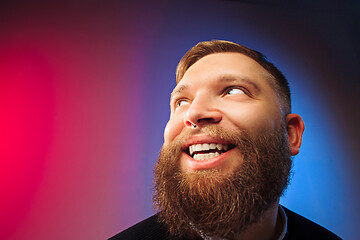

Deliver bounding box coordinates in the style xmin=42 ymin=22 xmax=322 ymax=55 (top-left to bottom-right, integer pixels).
xmin=173 ymin=52 xmax=275 ymax=94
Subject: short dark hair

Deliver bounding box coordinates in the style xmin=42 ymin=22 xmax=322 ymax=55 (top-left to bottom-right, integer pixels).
xmin=176 ymin=40 xmax=291 ymax=115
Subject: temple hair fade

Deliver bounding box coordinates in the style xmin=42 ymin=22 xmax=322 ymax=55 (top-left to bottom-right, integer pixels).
xmin=175 ymin=40 xmax=291 ymax=115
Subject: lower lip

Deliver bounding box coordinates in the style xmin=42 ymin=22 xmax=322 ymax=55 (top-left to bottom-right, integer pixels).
xmin=181 ymin=149 xmax=235 ymax=171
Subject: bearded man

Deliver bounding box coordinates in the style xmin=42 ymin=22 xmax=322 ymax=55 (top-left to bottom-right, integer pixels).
xmin=110 ymin=40 xmax=341 ymax=240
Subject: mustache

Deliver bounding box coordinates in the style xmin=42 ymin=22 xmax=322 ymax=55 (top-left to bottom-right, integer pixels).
xmin=169 ymin=125 xmax=250 ymax=148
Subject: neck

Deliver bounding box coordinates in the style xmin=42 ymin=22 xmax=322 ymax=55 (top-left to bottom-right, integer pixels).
xmin=232 ymin=202 xmax=283 ymax=240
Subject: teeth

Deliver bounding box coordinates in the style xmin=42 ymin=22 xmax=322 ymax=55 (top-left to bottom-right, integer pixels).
xmin=203 ymin=143 xmax=209 ymax=151
xmin=193 ymin=152 xmax=220 ymax=161
xmin=188 ymin=143 xmax=230 ymax=157
xmin=189 ymin=143 xmax=230 ymax=152
xmin=189 ymin=145 xmax=194 ymax=156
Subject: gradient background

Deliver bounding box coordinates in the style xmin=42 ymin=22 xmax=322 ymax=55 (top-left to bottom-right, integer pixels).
xmin=1 ymin=0 xmax=359 ymax=239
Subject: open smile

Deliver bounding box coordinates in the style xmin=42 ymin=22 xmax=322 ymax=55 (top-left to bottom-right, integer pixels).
xmin=180 ymin=139 xmax=236 ymax=171
xmin=186 ymin=143 xmax=235 ymax=160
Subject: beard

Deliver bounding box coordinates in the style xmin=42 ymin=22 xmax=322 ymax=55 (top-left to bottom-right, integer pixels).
xmin=153 ymin=124 xmax=292 ymax=239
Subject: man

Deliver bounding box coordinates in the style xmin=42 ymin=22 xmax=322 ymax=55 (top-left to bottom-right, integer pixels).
xmin=110 ymin=40 xmax=341 ymax=240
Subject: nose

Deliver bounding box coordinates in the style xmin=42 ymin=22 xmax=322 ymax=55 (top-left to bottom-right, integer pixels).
xmin=184 ymin=94 xmax=222 ymax=128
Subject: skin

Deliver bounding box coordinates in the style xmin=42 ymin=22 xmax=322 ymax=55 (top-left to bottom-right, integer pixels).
xmin=163 ymin=52 xmax=305 ymax=239
xmin=164 ymin=52 xmax=304 ymax=173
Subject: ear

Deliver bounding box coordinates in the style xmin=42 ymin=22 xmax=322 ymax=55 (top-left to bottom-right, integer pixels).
xmin=286 ymin=113 xmax=305 ymax=156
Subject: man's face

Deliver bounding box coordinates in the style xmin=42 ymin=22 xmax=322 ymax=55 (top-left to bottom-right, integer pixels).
xmin=164 ymin=52 xmax=284 ymax=174
xmin=154 ymin=52 xmax=294 ymax=238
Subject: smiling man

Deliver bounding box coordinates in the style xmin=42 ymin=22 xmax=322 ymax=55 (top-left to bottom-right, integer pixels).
xmin=110 ymin=40 xmax=341 ymax=240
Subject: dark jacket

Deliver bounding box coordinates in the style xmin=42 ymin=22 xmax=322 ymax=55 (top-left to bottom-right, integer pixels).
xmin=109 ymin=206 xmax=342 ymax=240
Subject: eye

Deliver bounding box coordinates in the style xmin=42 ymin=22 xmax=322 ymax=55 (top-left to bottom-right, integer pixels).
xmin=225 ymin=87 xmax=245 ymax=95
xmin=175 ymin=99 xmax=190 ymax=109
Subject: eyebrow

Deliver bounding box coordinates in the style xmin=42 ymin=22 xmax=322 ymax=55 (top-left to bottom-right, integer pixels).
xmin=170 ymin=84 xmax=189 ymax=101
xmin=218 ymin=74 xmax=260 ymax=93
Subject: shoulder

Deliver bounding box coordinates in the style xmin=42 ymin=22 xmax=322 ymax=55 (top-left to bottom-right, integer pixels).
xmin=108 ymin=214 xmax=181 ymax=240
xmin=282 ymin=206 xmax=342 ymax=240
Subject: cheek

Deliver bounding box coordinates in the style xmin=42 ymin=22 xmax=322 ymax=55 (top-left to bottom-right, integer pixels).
xmin=164 ymin=117 xmax=184 ymax=145
xmin=225 ymin=105 xmax=281 ymax=133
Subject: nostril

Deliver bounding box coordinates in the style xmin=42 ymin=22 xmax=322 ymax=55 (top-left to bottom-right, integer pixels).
xmin=197 ymin=117 xmax=221 ymax=125
xmin=198 ymin=118 xmax=215 ymax=123
xmin=184 ymin=108 xmax=222 ymax=127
